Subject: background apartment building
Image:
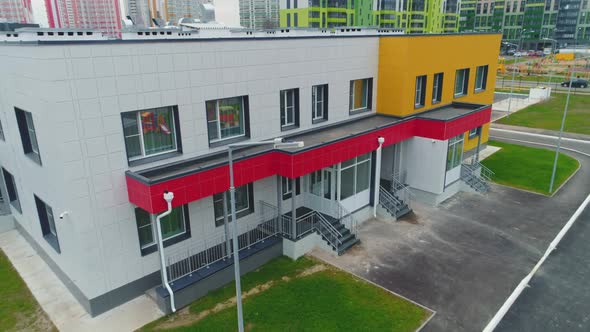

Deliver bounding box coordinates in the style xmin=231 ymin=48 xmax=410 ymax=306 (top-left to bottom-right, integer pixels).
xmin=278 ymin=0 xmax=460 ymax=33
xmin=164 ymin=0 xmax=215 ymax=24
xmin=0 ymin=0 xmax=33 ymax=23
xmin=459 ymin=0 xmax=590 ymax=48
xmin=45 ymin=0 xmax=122 ymax=37
xmin=239 ymin=0 xmax=279 ymax=28
xmin=126 ymin=0 xmax=154 ymax=27
xmin=0 ymin=27 xmax=499 ymax=316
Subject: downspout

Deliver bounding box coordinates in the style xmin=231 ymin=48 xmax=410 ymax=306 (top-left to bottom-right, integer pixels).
xmin=157 ymin=191 xmax=176 ymax=313
xmin=373 ymin=137 xmax=385 ymax=218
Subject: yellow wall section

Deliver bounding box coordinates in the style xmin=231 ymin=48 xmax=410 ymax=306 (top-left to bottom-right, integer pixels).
xmin=377 ymin=34 xmax=502 ymax=117
xmin=463 ymin=123 xmax=490 ymax=151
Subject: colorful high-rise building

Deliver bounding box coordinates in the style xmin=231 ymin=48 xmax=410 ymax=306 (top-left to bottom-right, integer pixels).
xmin=278 ymin=0 xmax=460 ymax=33
xmin=240 ymin=0 xmax=280 ymax=29
xmin=45 ymin=0 xmax=122 ymax=38
xmin=162 ymin=0 xmax=215 ymax=24
xmin=126 ymin=0 xmax=152 ymax=27
xmin=0 ymin=0 xmax=33 ymax=23
xmin=459 ymin=0 xmax=589 ymax=47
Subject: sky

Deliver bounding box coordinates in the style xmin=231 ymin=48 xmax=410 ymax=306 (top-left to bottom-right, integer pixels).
xmin=29 ymin=0 xmax=240 ymax=27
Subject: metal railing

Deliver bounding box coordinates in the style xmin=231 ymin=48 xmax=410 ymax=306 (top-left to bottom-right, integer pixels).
xmin=165 ymin=206 xmax=281 ymax=283
xmin=314 ymin=211 xmax=343 ymax=249
xmin=302 ymin=192 xmax=358 ymax=235
xmin=462 ymin=162 xmax=495 ymax=182
xmin=391 ymin=172 xmax=415 ymax=211
xmin=379 ymin=185 xmax=403 ymax=216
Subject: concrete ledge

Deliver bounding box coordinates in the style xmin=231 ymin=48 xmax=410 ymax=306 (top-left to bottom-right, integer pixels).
xmin=0 ymin=214 xmax=15 ymax=233
xmin=156 ymin=238 xmax=283 ymax=314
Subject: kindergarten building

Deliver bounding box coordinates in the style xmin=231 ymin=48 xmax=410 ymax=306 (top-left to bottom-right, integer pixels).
xmin=0 ymin=27 xmax=500 ymax=315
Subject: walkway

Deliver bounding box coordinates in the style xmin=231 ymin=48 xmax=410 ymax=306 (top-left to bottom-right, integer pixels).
xmin=0 ymin=228 xmax=163 ymax=332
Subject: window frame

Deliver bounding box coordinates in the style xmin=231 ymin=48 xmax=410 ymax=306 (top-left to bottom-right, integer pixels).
xmin=475 ymin=65 xmax=489 ymax=92
xmin=454 ymin=68 xmax=470 ymax=98
xmin=349 ymin=78 xmax=373 ymax=114
xmin=121 ymin=106 xmax=183 ymax=166
xmin=206 ymin=96 xmax=251 ymax=147
xmin=15 ymin=108 xmax=42 ymax=165
xmin=432 ymin=72 xmax=444 ymax=104
xmin=282 ymin=177 xmax=301 ymax=200
xmin=2 ymin=168 xmax=21 ymax=213
xmin=213 ymin=183 xmax=255 ymax=227
xmin=280 ymin=88 xmax=300 ymax=131
xmin=339 ymin=153 xmax=372 ymax=201
xmin=446 ymin=134 xmax=464 ymax=171
xmin=414 ymin=75 xmax=427 ymax=108
xmin=469 ymin=127 xmax=480 ymax=139
xmin=312 ymin=84 xmax=329 ymax=123
xmin=34 ymin=195 xmax=60 ymax=253
xmin=134 ymin=204 xmax=191 ymax=256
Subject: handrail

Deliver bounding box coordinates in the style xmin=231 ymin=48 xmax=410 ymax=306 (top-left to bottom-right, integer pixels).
xmin=314 ymin=212 xmax=343 ymax=248
xmin=379 ymin=186 xmax=402 ymax=214
xmin=391 ymin=172 xmax=415 ymax=210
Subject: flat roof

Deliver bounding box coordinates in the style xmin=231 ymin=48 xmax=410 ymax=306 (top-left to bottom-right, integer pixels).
xmin=130 ymin=102 xmax=487 ymax=184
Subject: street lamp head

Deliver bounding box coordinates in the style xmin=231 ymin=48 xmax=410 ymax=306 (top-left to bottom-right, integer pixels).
xmin=275 ymin=141 xmax=304 ymax=149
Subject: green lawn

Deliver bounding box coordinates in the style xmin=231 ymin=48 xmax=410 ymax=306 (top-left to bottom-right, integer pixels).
xmin=496 ymin=94 xmax=590 ymax=135
xmin=482 ymin=141 xmax=579 ymax=195
xmin=141 ymin=256 xmax=429 ymax=331
xmin=0 ymin=250 xmax=56 ymax=332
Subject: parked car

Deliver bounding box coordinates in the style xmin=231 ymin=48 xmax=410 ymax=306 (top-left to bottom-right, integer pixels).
xmin=561 ymin=79 xmax=588 ymax=88
xmin=506 ymin=49 xmax=516 ymax=56
xmin=527 ymin=50 xmax=536 ymax=56
xmin=534 ymin=50 xmax=544 ymax=57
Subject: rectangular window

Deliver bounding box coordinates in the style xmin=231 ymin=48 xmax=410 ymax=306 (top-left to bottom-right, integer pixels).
xmin=475 ymin=65 xmax=488 ymax=91
xmin=349 ymin=78 xmax=372 ymax=113
xmin=340 ymin=153 xmax=371 ymax=200
xmin=282 ymin=177 xmax=301 ymax=200
xmin=15 ymin=108 xmax=41 ymax=165
xmin=0 ymin=119 xmax=4 ymax=140
xmin=280 ymin=88 xmax=300 ymax=130
xmin=294 ymin=13 xmax=298 ymax=25
xmin=213 ymin=184 xmax=254 ymax=227
xmin=446 ymin=134 xmax=464 ymax=171
xmin=134 ymin=205 xmax=191 ymax=255
xmin=415 ymin=75 xmax=427 ymax=107
xmin=454 ymin=68 xmax=470 ymax=97
xmin=432 ymin=73 xmax=444 ymax=103
xmin=122 ymin=106 xmax=180 ymax=163
xmin=312 ymin=84 xmax=328 ymax=123
xmin=34 ymin=195 xmax=60 ymax=253
xmin=206 ymin=96 xmax=249 ymax=145
xmin=2 ymin=168 xmax=21 ymax=213
xmin=469 ymin=127 xmax=479 ymax=138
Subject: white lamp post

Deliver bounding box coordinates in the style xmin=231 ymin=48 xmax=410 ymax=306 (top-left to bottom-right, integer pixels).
xmin=227 ymin=137 xmax=304 ymax=332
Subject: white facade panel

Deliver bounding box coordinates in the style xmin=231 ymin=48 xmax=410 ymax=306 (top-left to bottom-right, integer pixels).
xmin=0 ymin=36 xmax=379 ymax=303
xmin=404 ymin=137 xmax=447 ymax=195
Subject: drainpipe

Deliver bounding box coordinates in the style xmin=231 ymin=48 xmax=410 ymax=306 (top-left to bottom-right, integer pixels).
xmin=156 ymin=191 xmax=176 ymax=313
xmin=373 ymin=137 xmax=385 ymax=218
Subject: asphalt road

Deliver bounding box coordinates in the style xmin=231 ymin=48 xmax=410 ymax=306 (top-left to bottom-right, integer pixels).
xmin=496 ymin=203 xmax=590 ymax=332
xmin=496 ymin=78 xmax=590 ymax=94
xmin=489 ymin=127 xmax=590 ymax=157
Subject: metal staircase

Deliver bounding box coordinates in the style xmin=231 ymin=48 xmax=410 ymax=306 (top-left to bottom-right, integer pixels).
xmin=461 ymin=162 xmax=494 ymax=193
xmin=316 ymin=212 xmax=360 ymax=255
xmin=278 ymin=196 xmax=360 ymax=256
xmin=378 ymin=172 xmax=414 ymax=219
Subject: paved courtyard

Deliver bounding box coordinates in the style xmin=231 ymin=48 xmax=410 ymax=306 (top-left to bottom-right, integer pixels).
xmin=312 ymin=150 xmax=589 ymax=331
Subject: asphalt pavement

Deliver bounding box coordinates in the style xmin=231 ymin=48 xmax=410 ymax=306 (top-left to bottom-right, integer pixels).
xmin=313 ymin=126 xmax=590 ymax=332
xmin=496 ymin=78 xmax=590 ymax=95
xmin=495 ymin=203 xmax=590 ymax=332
